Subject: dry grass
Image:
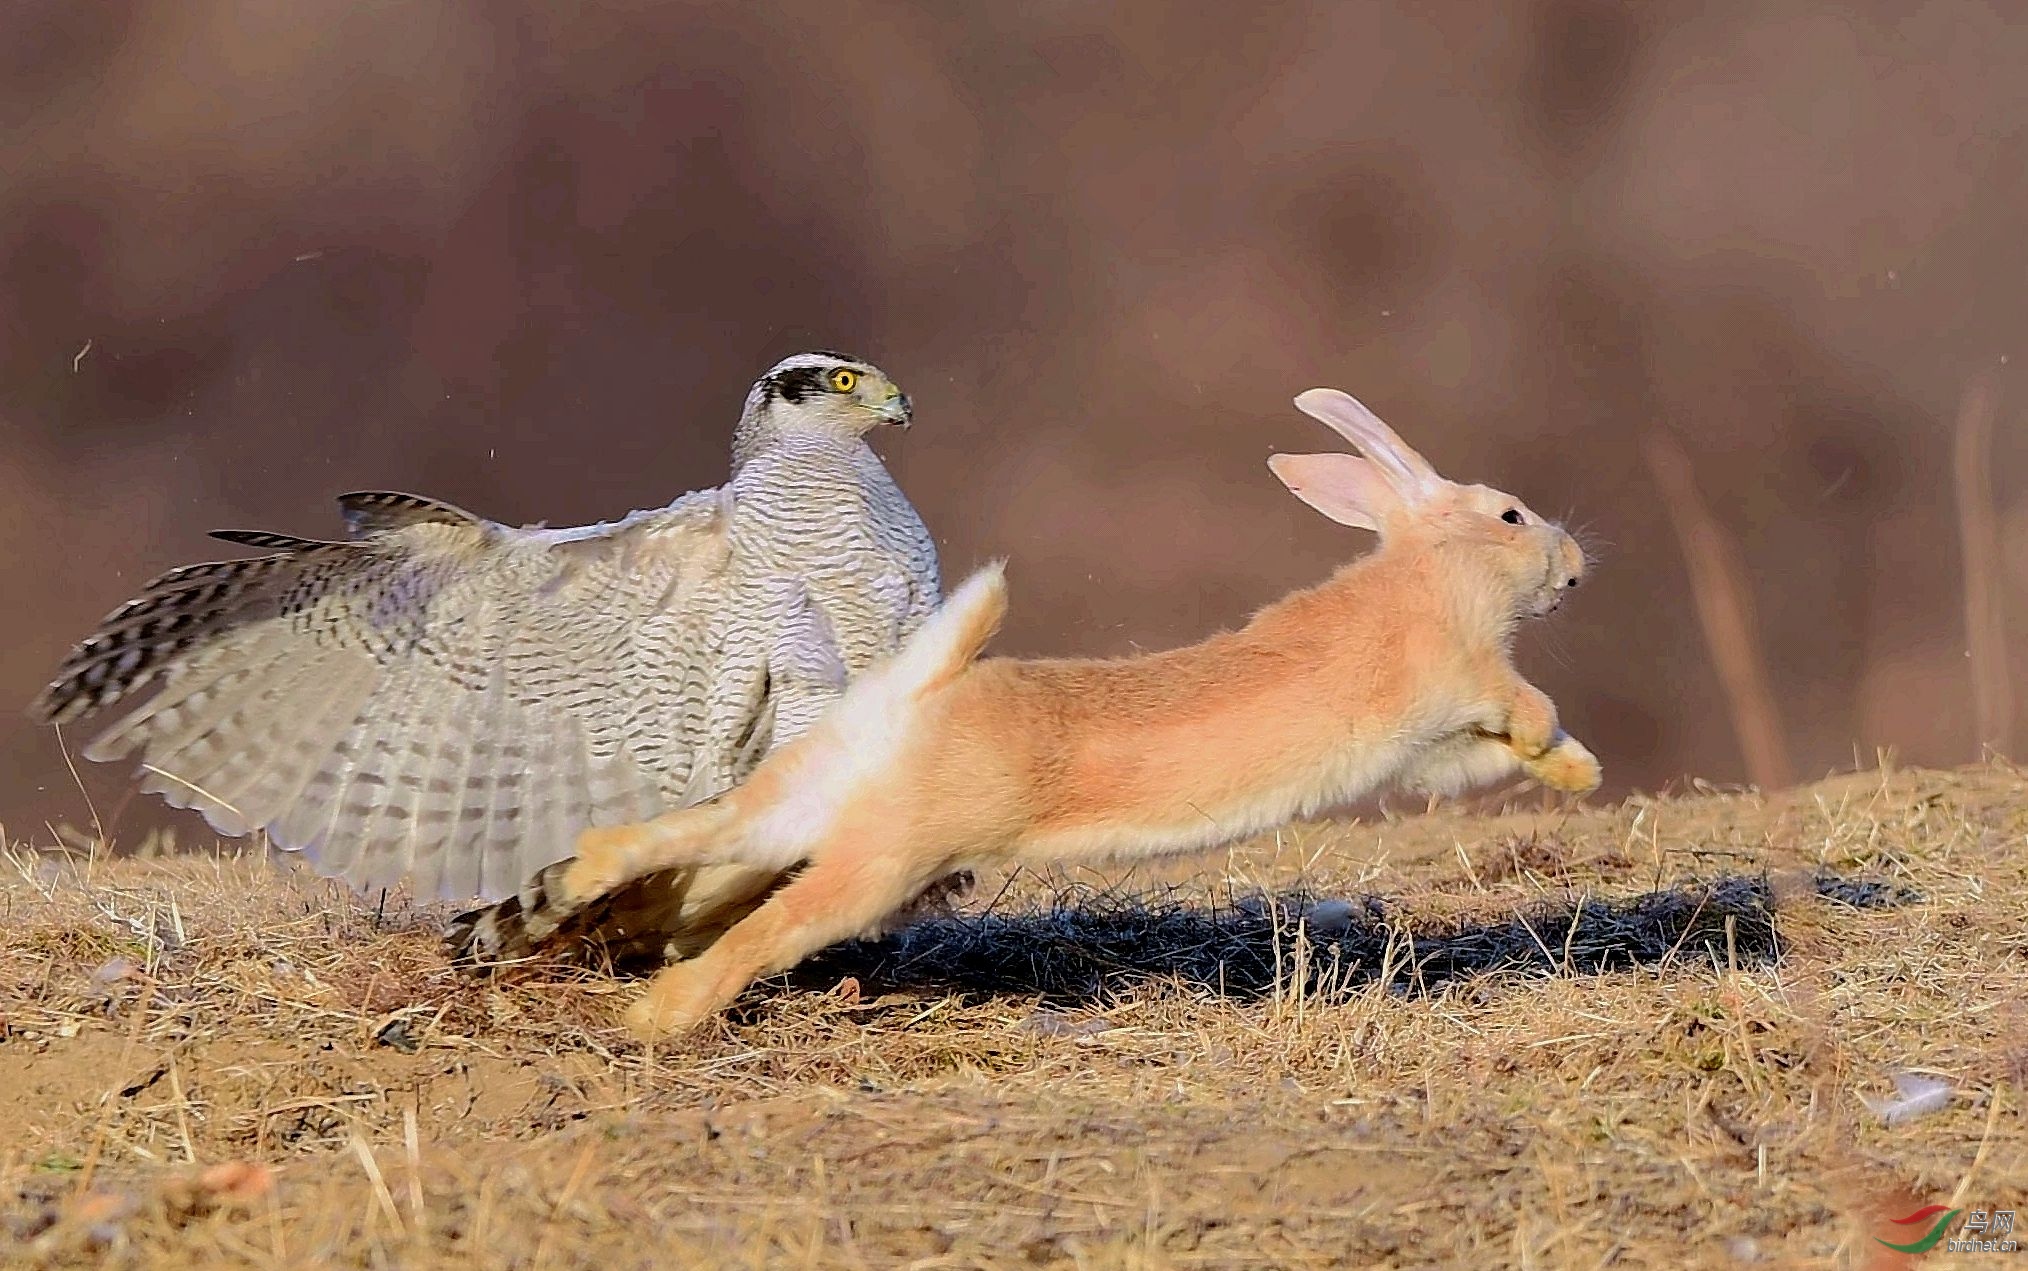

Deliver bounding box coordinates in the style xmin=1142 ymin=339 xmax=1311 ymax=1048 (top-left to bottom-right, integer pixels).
xmin=3 ymin=763 xmax=2026 ymax=1269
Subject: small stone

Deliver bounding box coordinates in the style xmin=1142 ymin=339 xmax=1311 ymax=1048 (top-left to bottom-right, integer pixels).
xmin=374 ymin=1019 xmax=420 ymax=1054
xmin=1303 ymin=900 xmax=1357 ymax=935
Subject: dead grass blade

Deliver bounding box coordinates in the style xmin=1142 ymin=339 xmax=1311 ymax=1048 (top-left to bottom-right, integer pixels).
xmin=1644 ymin=430 xmax=1796 ymax=790
xmin=1952 ymin=373 xmax=2014 ymax=757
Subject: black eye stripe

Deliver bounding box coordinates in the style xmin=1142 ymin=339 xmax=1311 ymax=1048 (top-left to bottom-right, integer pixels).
xmin=764 ymin=365 xmax=838 ymax=404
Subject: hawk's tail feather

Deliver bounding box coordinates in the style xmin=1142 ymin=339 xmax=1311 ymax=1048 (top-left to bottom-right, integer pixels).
xmin=443 ymin=894 xmax=524 ymax=966
xmin=442 ymin=855 xmax=736 ymax=968
xmin=444 ymin=856 xmax=581 ymax=964
xmin=443 ymin=862 xmax=973 ymax=973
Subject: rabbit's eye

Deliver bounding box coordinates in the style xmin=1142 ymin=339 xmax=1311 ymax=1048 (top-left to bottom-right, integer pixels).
xmin=1501 ymin=508 xmax=1524 ymax=525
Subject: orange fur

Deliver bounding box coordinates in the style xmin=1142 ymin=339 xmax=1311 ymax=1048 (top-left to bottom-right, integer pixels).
xmin=558 ymin=388 xmax=1602 ymax=1037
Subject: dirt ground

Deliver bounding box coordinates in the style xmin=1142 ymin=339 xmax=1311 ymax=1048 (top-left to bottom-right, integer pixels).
xmin=3 ymin=762 xmax=2025 ymax=1269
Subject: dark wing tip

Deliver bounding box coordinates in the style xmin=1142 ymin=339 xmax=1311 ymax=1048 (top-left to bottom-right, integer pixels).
xmin=337 ymin=491 xmax=485 ymax=539
xmin=29 ymin=549 xmax=304 ymax=727
xmin=26 ymin=678 xmax=77 ymax=725
xmin=209 ymin=529 xmax=343 ymax=551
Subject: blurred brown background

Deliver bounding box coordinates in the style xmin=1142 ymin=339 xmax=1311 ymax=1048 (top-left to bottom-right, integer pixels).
xmin=4 ymin=1 xmax=2025 ymax=839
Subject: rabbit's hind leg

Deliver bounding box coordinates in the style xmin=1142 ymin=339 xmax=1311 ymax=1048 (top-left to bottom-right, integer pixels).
xmin=625 ymin=834 xmax=926 ymax=1039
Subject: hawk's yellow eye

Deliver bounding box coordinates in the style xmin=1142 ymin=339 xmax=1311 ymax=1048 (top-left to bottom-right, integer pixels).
xmin=828 ymin=369 xmax=858 ymax=393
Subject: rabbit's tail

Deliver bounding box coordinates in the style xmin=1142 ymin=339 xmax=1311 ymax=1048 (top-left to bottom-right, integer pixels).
xmin=883 ymin=561 xmax=1008 ymax=702
xmin=822 ymin=561 xmax=1008 ymax=751
xmin=759 ymin=562 xmax=1006 ymax=850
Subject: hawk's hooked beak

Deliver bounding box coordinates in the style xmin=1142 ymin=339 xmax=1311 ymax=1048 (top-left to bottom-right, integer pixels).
xmin=876 ymin=388 xmax=912 ymax=428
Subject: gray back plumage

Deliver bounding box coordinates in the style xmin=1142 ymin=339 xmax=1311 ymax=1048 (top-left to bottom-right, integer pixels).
xmin=32 ymin=354 xmax=940 ymax=902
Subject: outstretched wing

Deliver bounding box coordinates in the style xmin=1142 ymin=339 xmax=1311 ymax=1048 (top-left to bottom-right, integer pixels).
xmin=31 ymin=489 xmax=750 ymax=900
xmin=447 ymin=460 xmax=942 ymax=966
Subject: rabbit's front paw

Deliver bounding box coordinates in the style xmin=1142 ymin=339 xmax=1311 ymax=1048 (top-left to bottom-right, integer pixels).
xmin=1504 ymin=683 xmax=1559 ymax=758
xmin=1526 ymin=733 xmax=1601 ymax=794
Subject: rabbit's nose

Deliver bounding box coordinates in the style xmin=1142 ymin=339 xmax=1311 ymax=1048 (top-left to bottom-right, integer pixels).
xmin=1557 ymin=535 xmax=1587 ymax=585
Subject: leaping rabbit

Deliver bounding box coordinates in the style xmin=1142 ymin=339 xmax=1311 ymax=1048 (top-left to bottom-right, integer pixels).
xmin=514 ymin=386 xmax=1602 ymax=1037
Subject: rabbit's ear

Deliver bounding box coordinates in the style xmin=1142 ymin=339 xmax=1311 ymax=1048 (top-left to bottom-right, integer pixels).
xmin=1292 ymin=389 xmax=1443 ymax=500
xmin=1267 ymin=453 xmax=1399 ymax=531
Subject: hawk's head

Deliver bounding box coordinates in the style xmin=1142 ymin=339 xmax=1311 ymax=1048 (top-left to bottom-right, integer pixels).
xmin=744 ymin=351 xmax=911 ymax=436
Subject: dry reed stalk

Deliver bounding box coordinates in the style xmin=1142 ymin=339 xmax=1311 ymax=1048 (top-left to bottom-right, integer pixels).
xmin=1643 ymin=431 xmax=1795 ymax=790
xmin=1952 ymin=375 xmax=2013 ymax=757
